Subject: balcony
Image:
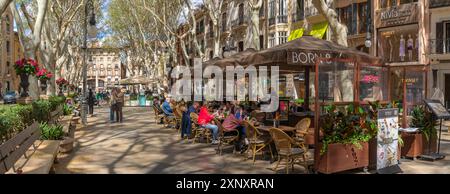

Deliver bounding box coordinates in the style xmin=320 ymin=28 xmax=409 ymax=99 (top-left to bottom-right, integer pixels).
xmin=231 ymin=16 xmax=249 ymax=29
xmin=429 ymin=39 xmax=450 ymax=55
xmin=277 ymin=15 xmax=287 ymax=24
xmin=269 ymin=17 xmax=276 ymax=26
xmin=430 ymin=0 xmax=450 ymax=8
xmin=291 ymin=12 xmax=305 ymax=23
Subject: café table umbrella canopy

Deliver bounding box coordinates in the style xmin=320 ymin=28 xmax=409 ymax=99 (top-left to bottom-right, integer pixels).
xmin=119 ymin=76 xmax=154 ymax=85
xmin=241 ymin=35 xmax=382 ymax=70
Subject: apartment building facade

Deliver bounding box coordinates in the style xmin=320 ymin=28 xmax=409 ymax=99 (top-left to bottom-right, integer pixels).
xmin=0 ymin=9 xmax=17 ymax=97
xmin=86 ymin=47 xmax=122 ymax=92
xmin=428 ymin=0 xmax=450 ymax=109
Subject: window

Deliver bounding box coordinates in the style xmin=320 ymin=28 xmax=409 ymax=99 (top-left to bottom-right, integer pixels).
xmin=222 ymin=13 xmax=227 ymax=32
xmin=259 ymin=1 xmax=265 ymax=17
xmin=358 ymin=3 xmax=368 ymax=34
xmin=238 ymin=41 xmax=244 ymax=52
xmin=238 ymin=4 xmax=245 ymax=24
xmin=5 ymin=15 xmax=10 ymax=33
xmin=278 ymin=0 xmax=286 ymax=16
xmin=297 ymin=0 xmax=304 ymax=21
xmin=197 ymin=19 xmax=204 ymax=34
xmin=269 ymin=0 xmax=275 ymax=19
xmin=209 ymin=50 xmax=214 ymax=59
xmin=278 ymin=31 xmax=287 ymax=45
xmin=6 ymin=41 xmax=10 ymax=53
xmin=338 ymin=6 xmax=354 ymax=35
xmin=260 ymin=35 xmax=264 ymax=49
xmin=6 ymin=61 xmax=10 ymax=74
xmin=380 ymin=0 xmax=417 ymax=9
xmin=269 ymin=33 xmax=276 ymax=48
xmin=115 ymin=64 xmax=119 ymax=69
xmin=209 ymin=20 xmax=214 ymax=37
xmin=101 ymin=64 xmax=104 ymax=69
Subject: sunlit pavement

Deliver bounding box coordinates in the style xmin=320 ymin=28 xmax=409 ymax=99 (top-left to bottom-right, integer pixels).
xmin=54 ymin=107 xmax=450 ymax=174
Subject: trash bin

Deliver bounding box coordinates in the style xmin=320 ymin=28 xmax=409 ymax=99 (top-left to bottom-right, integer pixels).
xmin=139 ymin=95 xmax=146 ymax=107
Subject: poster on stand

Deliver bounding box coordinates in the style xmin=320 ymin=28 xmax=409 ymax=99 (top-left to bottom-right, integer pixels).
xmin=377 ymin=108 xmax=401 ymax=173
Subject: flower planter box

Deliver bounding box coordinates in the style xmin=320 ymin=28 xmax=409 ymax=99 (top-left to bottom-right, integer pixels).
xmin=401 ymin=132 xmax=437 ymax=159
xmin=317 ymin=142 xmax=369 ymax=174
xmin=60 ymin=137 xmax=74 ymax=153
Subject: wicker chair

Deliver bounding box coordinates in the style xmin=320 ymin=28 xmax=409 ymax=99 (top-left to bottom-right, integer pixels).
xmin=152 ymin=105 xmax=164 ymax=124
xmin=269 ymin=128 xmax=308 ymax=174
xmin=190 ymin=112 xmax=211 ymax=144
xmin=294 ymin=118 xmax=311 ymax=143
xmin=161 ymin=105 xmax=176 ymax=128
xmin=214 ymin=118 xmax=240 ymax=155
xmin=243 ymin=120 xmax=273 ymax=165
xmin=173 ymin=107 xmax=183 ymax=132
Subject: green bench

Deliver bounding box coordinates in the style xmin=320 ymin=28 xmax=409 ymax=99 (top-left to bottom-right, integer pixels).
xmin=0 ymin=122 xmax=60 ymax=174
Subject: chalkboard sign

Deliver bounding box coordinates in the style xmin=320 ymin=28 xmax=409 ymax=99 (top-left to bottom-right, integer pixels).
xmin=424 ymin=99 xmax=450 ymax=119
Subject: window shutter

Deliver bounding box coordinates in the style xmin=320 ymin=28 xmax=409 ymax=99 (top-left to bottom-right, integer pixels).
xmin=436 ymin=22 xmax=444 ymax=54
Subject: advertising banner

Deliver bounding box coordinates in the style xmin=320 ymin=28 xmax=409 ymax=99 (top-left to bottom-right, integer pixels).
xmin=377 ymin=108 xmax=401 ymax=173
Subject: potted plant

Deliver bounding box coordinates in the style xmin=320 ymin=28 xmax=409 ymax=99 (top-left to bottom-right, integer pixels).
xmin=36 ymin=68 xmax=53 ymax=91
xmin=40 ymin=122 xmax=73 ymax=153
xmin=14 ymin=58 xmax=39 ymax=97
xmin=402 ymin=106 xmax=438 ymax=158
xmin=317 ymin=104 xmax=376 ymax=174
xmin=56 ymin=78 xmax=69 ymax=96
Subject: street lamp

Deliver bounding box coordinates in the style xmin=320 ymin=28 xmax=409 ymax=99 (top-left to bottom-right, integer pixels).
xmin=81 ymin=0 xmax=97 ymax=126
xmin=365 ymin=0 xmax=372 ymax=49
xmin=222 ymin=36 xmax=237 ymax=58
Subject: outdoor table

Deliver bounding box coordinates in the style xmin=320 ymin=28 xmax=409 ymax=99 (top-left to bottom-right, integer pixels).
xmin=257 ymin=125 xmax=296 ymax=133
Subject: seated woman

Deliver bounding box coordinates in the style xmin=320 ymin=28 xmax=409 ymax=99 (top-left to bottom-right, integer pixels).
xmin=222 ymin=104 xmax=248 ymax=151
xmin=198 ymin=104 xmax=220 ymax=145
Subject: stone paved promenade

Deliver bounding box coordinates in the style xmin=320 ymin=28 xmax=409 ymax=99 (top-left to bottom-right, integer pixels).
xmin=54 ymin=107 xmax=450 ymax=174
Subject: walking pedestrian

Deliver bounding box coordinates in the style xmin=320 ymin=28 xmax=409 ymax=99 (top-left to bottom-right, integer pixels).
xmin=115 ymin=87 xmax=125 ymax=123
xmin=110 ymin=88 xmax=117 ymax=123
xmin=88 ymin=89 xmax=95 ymax=116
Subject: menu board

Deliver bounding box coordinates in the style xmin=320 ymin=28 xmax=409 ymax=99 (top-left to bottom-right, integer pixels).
xmin=377 ymin=109 xmax=400 ymax=171
xmin=424 ymin=99 xmax=450 ymax=119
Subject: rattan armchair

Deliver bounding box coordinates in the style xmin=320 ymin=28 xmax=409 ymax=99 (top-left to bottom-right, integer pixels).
xmin=152 ymin=105 xmax=164 ymax=124
xmin=294 ymin=118 xmax=311 ymax=143
xmin=243 ymin=120 xmax=273 ymax=165
xmin=269 ymin=128 xmax=308 ymax=174
xmin=190 ymin=112 xmax=212 ymax=144
xmin=161 ymin=105 xmax=176 ymax=128
xmin=173 ymin=107 xmax=183 ymax=132
xmin=214 ymin=118 xmax=240 ymax=155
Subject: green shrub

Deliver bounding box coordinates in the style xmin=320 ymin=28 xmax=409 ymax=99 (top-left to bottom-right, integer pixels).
xmin=39 ymin=122 xmax=64 ymax=140
xmin=48 ymin=95 xmax=66 ymax=111
xmin=10 ymin=105 xmax=34 ymax=129
xmin=411 ymin=106 xmax=438 ymax=141
xmin=32 ymin=100 xmax=52 ymax=123
xmin=63 ymin=104 xmax=74 ymax=116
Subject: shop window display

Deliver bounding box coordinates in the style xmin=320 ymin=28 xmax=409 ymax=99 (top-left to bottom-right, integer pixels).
xmin=378 ymin=25 xmax=419 ymax=63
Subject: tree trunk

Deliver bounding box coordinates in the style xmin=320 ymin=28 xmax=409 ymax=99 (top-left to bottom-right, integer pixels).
xmin=311 ymin=0 xmax=348 ymax=47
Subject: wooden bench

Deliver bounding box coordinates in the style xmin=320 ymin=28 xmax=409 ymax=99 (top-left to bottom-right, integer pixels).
xmin=0 ymin=122 xmax=60 ymax=174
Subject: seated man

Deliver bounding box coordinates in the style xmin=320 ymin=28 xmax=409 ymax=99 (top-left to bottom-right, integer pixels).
xmin=161 ymin=97 xmax=174 ymax=116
